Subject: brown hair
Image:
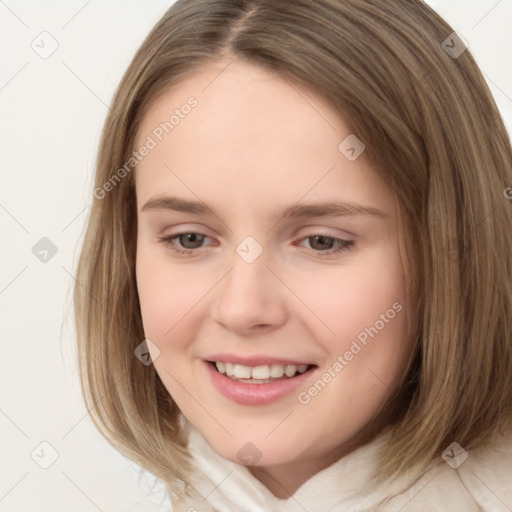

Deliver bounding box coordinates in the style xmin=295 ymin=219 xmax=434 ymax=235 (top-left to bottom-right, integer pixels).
xmin=74 ymin=0 xmax=512 ymax=501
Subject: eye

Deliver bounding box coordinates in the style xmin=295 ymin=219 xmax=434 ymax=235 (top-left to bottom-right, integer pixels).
xmin=157 ymin=232 xmax=354 ymax=257
xmin=157 ymin=232 xmax=213 ymax=255
xmin=297 ymin=235 xmax=354 ymax=255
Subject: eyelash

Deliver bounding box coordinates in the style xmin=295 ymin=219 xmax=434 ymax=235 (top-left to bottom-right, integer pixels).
xmin=157 ymin=232 xmax=355 ymax=257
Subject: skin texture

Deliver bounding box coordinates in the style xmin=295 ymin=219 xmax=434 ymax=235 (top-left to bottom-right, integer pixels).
xmin=134 ymin=58 xmax=413 ymax=499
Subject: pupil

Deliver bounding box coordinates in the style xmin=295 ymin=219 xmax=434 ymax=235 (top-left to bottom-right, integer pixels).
xmin=311 ymin=235 xmax=333 ymax=250
xmin=181 ymin=233 xmax=203 ymax=248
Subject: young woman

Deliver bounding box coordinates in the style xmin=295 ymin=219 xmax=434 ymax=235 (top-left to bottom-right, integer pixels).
xmin=74 ymin=1 xmax=512 ymax=510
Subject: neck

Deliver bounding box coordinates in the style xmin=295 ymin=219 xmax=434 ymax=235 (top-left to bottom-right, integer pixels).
xmin=246 ymin=399 xmax=401 ymax=499
xmin=247 ymin=426 xmax=379 ymax=499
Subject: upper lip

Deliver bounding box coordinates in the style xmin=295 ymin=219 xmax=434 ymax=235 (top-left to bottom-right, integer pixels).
xmin=206 ymin=354 xmax=316 ymax=367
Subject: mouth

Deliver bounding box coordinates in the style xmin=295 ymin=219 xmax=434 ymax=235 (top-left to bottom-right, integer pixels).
xmin=207 ymin=360 xmax=317 ymax=384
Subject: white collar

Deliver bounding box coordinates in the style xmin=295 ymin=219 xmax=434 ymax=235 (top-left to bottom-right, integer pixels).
xmin=183 ymin=422 xmax=423 ymax=512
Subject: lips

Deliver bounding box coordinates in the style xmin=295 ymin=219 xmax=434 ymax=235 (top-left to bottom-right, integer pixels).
xmin=205 ymin=359 xmax=317 ymax=405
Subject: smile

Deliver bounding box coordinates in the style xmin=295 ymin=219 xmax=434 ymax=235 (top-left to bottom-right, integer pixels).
xmin=205 ymin=360 xmax=318 ymax=405
xmin=212 ymin=361 xmax=312 ymax=382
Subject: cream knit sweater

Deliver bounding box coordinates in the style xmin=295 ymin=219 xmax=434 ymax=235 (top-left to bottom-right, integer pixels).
xmin=116 ymin=423 xmax=512 ymax=511
xmin=177 ymin=424 xmax=512 ymax=512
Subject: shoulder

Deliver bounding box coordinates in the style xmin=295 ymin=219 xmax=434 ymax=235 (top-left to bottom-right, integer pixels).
xmin=382 ymin=429 xmax=512 ymax=511
xmin=456 ymin=428 xmax=512 ymax=511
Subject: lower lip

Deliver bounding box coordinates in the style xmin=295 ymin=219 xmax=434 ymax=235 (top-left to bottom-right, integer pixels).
xmin=205 ymin=361 xmax=316 ymax=405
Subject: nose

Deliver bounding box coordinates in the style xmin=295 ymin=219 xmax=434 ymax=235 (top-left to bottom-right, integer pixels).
xmin=210 ymin=247 xmax=288 ymax=335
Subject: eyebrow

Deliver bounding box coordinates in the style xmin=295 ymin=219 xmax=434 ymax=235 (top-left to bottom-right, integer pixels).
xmin=141 ymin=195 xmax=387 ymax=221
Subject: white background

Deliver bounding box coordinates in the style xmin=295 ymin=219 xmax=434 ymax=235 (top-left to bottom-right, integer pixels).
xmin=0 ymin=1 xmax=511 ymax=511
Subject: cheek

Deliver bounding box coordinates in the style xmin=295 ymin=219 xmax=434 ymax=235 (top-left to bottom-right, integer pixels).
xmin=295 ymin=246 xmax=406 ymax=343
xmin=333 ymin=256 xmax=409 ymax=395
xmin=294 ymin=245 xmax=410 ymax=401
xmin=135 ymin=253 xmax=205 ymax=400
xmin=136 ymin=251 xmax=201 ymax=342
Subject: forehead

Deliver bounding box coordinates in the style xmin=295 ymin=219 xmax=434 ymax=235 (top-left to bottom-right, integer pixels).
xmin=133 ymin=59 xmax=395 ymax=217
xmin=135 ymin=58 xmax=344 ymax=147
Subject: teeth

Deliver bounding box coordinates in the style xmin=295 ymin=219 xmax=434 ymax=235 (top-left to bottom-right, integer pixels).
xmin=269 ymin=364 xmax=284 ymax=378
xmin=284 ymin=365 xmax=297 ymax=377
xmin=233 ymin=364 xmax=252 ymax=379
xmin=214 ymin=361 xmax=311 ymax=380
xmin=251 ymin=365 xmax=270 ymax=379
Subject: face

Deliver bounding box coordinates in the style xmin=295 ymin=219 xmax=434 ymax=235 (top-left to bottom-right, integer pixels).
xmin=134 ymin=59 xmax=413 ymax=478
